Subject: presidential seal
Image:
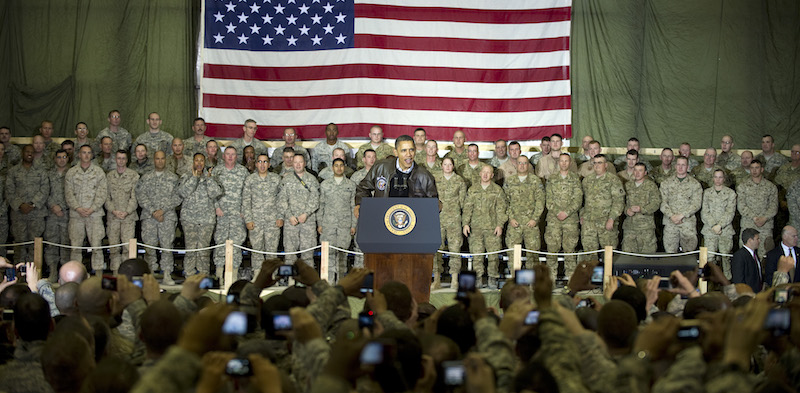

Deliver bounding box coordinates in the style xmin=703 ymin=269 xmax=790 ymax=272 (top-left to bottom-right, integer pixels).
xmin=384 ymin=204 xmax=416 ymax=236
xmin=376 ymin=176 xmax=387 ymax=191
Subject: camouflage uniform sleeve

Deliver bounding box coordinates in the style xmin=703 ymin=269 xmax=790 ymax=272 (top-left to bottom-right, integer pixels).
xmin=318 ymin=182 xmax=327 ymax=224
xmin=172 ymin=294 xmax=199 ymax=320
xmin=533 ymin=181 xmax=545 ymax=220
xmin=135 ymin=176 xmax=153 ymax=212
xmin=773 ymin=271 xmax=790 ymax=287
xmin=37 ymin=279 xmax=59 ymax=317
xmin=243 ymin=177 xmax=255 ymax=223
xmin=721 ymin=190 xmax=736 ymax=227
xmin=474 ymin=317 xmax=515 ymax=392
xmin=640 ymin=181 xmax=661 ymax=215
xmin=737 ymin=183 xmax=757 ymax=218
xmin=666 ymin=295 xmax=688 ymax=316
xmin=167 ymin=176 xmax=182 ymax=210
xmin=495 ymin=187 xmax=508 ymax=227
xmin=574 ymin=331 xmax=617 ymax=393
xmin=651 ymin=346 xmax=706 ymax=393
xmin=349 ymin=182 xmax=357 ymax=229
xmin=307 ymin=177 xmax=320 ymax=216
xmin=130 ymin=346 xmax=202 ymax=393
xmin=615 ymin=355 xmax=652 ymax=393
xmin=6 ymin=169 xmax=20 ymax=210
xmin=294 ymin=337 xmax=331 ymax=392
xmin=609 ymin=176 xmax=626 ymax=220
xmin=686 ymin=180 xmax=703 ymax=217
xmin=765 ymin=183 xmax=778 ymax=219
xmin=704 ymin=363 xmax=757 ymax=393
xmin=462 ymin=189 xmax=474 ymax=227
xmin=721 ymin=283 xmax=741 ymax=302
xmin=458 ymin=179 xmax=467 ymax=207
xmin=660 ymin=181 xmax=675 ymax=217
xmin=789 ymin=182 xmax=800 ymax=220
xmin=31 ymin=169 xmax=49 ymax=208
xmin=90 ymin=169 xmax=107 ymax=213
xmin=568 ymin=177 xmax=584 ymax=217
xmin=306 ymin=285 xmax=347 ymax=329
xmin=375 ymin=310 xmax=410 ymax=332
xmin=538 ymin=309 xmax=591 ymax=393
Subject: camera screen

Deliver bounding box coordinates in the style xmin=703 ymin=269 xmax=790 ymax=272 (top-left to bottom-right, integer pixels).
xmin=101 ymin=275 xmax=117 ymax=291
xmin=199 ymin=277 xmax=215 ymax=289
xmin=272 ymin=313 xmax=293 ymax=331
xmin=226 ymin=358 xmax=252 ymax=376
xmin=524 ymin=310 xmax=540 ymax=325
xmin=222 ymin=311 xmax=248 ymax=335
xmin=515 ymin=269 xmax=534 ymax=285
xmin=765 ymin=309 xmax=791 ymax=332
xmin=442 ymin=361 xmax=465 ymax=386
xmin=590 ymin=266 xmax=604 ymax=284
xmin=278 ymin=265 xmax=294 ymax=276
xmin=459 ymin=273 xmax=476 ymax=291
xmin=360 ymin=341 xmax=384 ymax=365
xmin=360 ymin=273 xmax=374 ymax=293
xmin=358 ymin=313 xmax=374 ymax=329
xmin=677 ymin=326 xmax=700 ymax=339
xmin=775 ymin=289 xmax=789 ymax=304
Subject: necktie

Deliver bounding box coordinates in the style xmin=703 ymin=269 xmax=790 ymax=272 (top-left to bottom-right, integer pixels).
xmin=754 ymin=251 xmax=763 ymax=289
xmin=788 ymin=247 xmax=796 ymax=283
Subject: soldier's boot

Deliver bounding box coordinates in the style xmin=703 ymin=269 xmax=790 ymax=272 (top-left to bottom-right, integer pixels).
xmin=477 ymin=276 xmax=485 ymax=289
xmin=162 ymin=270 xmax=176 ymax=286
xmin=431 ymin=265 xmax=441 ymax=290
xmin=488 ymin=276 xmax=497 ymax=289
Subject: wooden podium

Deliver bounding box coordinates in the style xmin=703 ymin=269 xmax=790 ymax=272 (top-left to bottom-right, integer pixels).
xmin=357 ymin=198 xmax=441 ymax=303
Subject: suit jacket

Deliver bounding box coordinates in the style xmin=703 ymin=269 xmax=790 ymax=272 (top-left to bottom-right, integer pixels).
xmin=764 ymin=244 xmax=800 ymax=286
xmin=731 ymin=247 xmax=764 ymax=293
xmin=355 ymin=159 xmax=438 ymax=205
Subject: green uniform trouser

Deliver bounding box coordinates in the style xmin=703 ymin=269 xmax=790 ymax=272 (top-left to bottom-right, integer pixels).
xmin=469 ymin=229 xmax=502 ymax=279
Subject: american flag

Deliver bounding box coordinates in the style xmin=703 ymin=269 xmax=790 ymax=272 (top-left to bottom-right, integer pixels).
xmin=200 ymin=0 xmax=571 ymax=141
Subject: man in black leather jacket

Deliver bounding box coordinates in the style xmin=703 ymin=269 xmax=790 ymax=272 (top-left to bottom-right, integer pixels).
xmin=354 ymin=134 xmax=438 ymax=217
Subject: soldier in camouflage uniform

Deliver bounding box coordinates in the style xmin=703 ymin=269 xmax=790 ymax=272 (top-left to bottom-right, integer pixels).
xmin=531 ymin=136 xmax=550 ymax=166
xmin=580 ymin=154 xmax=625 ymax=259
xmin=73 ymin=122 xmax=94 ymax=152
xmin=545 ymin=154 xmax=583 ymax=281
xmin=204 ymin=140 xmax=220 ymax=170
xmin=651 ymin=148 xmax=676 ymax=185
xmin=0 ymin=126 xmax=22 ymax=166
xmin=271 ymin=127 xmax=311 ymax=169
xmin=106 ymin=150 xmax=140 ymax=272
xmin=7 ymin=145 xmax=49 ymax=263
xmin=444 ymin=130 xmax=468 ymax=169
xmin=272 ymin=148 xmax=295 ymax=177
xmin=243 ymin=154 xmax=283 ymax=276
xmin=701 ymin=169 xmax=737 ymax=277
xmin=775 ymin=145 xmax=800 ymax=191
xmin=318 ymin=158 xmax=357 ymax=282
xmin=577 ymin=141 xmax=616 ymax=179
xmin=789 ymin=179 xmax=800 ymax=231
xmin=737 ymin=159 xmax=778 ymax=259
xmin=730 ymin=150 xmax=754 ymax=187
xmin=94 ymin=136 xmax=116 ymax=172
xmin=433 ymin=157 xmax=467 ymax=288
xmin=279 ymin=154 xmax=320 ymax=264
xmin=349 ymin=150 xmax=377 ymax=268
xmin=65 ymin=145 xmax=108 ymax=271
xmin=355 ymin=125 xmax=394 ymax=169
xmin=227 ymin=119 xmax=268 ymax=162
xmin=463 ymin=165 xmax=507 ymax=288
xmin=184 ymin=118 xmax=213 ymax=158
xmin=497 ymin=141 xmax=522 ymax=182
xmin=312 ymin=123 xmax=352 ymax=172
xmin=717 ymin=135 xmax=740 ymax=171
xmin=165 ymin=138 xmax=192 ymax=178
xmin=622 ymin=163 xmax=661 ymax=253
xmin=617 ymin=150 xmax=638 ymax=185
xmin=756 ymin=134 xmax=788 ymax=180
xmin=421 ymin=140 xmax=443 ymax=173
xmin=129 ymin=144 xmax=154 ymax=175
xmin=413 ymin=127 xmax=428 ymax=165
xmin=504 ymin=155 xmax=545 ymax=267
xmin=134 ymin=112 xmax=173 ymax=158
xmin=31 ymin=135 xmax=53 ymax=170
xmin=136 ymin=150 xmax=182 ymax=284
xmin=212 ymin=147 xmax=249 ymax=279
xmin=536 ymin=133 xmax=577 ymax=180
xmin=678 ymin=142 xmax=700 ymax=171
xmin=691 ymin=147 xmax=726 ymax=189
xmin=38 ymin=121 xmax=60 ymax=158
xmin=489 ymin=139 xmax=509 ymax=168
xmin=458 ymin=144 xmax=489 ymax=189
xmin=317 ymin=148 xmax=354 ymax=181
xmin=660 ymin=156 xmax=703 ymax=253
xmin=95 ymin=110 xmax=133 ymax=153
xmin=44 ymin=150 xmax=70 ymax=278
xmin=178 ymin=153 xmax=222 ymax=275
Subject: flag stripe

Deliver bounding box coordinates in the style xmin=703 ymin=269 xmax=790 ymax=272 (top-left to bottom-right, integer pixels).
xmin=354 ymin=34 xmax=569 ymax=54
xmin=358 ymin=0 xmax=572 ymax=11
xmin=204 ymin=93 xmax=572 ymax=113
xmin=201 ymin=78 xmax=571 ymax=100
xmin=203 ymin=63 xmax=568 ymax=83
xmin=355 ymin=4 xmax=571 ymax=24
xmin=355 ymin=19 xmax=570 ymax=40
xmin=206 ymin=122 xmax=571 ymax=141
xmin=202 ymin=107 xmax=571 ymax=129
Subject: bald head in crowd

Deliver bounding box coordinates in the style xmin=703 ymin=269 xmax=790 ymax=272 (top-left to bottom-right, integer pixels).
xmin=59 ymin=261 xmax=89 ymax=285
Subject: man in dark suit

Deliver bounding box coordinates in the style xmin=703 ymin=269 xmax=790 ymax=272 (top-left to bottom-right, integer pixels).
xmin=765 ymin=226 xmax=800 ymax=286
xmin=731 ymin=228 xmax=764 ymax=293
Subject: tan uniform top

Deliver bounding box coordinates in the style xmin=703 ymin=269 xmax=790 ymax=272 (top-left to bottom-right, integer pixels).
xmin=65 ymin=163 xmax=108 ymax=218
xmin=106 ymin=168 xmax=140 ymax=221
xmin=536 ymin=152 xmax=577 ymax=180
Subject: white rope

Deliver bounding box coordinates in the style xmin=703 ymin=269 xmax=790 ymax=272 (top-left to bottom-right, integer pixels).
xmin=0 ymin=241 xmax=36 ymax=247
xmin=233 ymin=244 xmax=322 ymax=256
xmin=613 ymin=250 xmax=701 ymax=257
xmin=137 ymin=243 xmax=225 ymax=253
xmin=521 ymin=248 xmax=606 ymax=256
xmin=329 ymin=245 xmax=364 ymax=256
xmin=708 ymin=251 xmax=734 ymax=257
xmin=42 ymin=241 xmax=127 ymax=250
xmin=437 ymin=248 xmax=513 ymax=257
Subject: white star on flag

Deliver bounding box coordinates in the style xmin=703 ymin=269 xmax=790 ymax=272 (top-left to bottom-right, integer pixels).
xmin=287 ymin=35 xmax=298 ymax=46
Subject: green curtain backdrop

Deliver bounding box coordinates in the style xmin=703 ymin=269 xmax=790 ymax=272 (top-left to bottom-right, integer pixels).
xmin=0 ymin=0 xmax=199 ymax=139
xmin=0 ymin=0 xmax=797 ymax=149
xmin=572 ymin=0 xmax=800 ymax=150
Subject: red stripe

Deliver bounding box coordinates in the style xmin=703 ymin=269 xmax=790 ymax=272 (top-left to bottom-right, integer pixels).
xmin=206 ymin=123 xmax=571 ymax=141
xmin=204 ymin=93 xmax=571 ymax=113
xmin=203 ymin=63 xmax=569 ymax=83
xmin=355 ymin=4 xmax=571 ymax=25
xmin=354 ymin=34 xmax=568 ymax=54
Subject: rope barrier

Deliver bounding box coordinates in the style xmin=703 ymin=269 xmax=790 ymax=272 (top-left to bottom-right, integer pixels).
xmin=437 ymin=248 xmax=513 ymax=257
xmin=0 ymin=241 xmax=36 ymax=247
xmin=613 ymin=250 xmax=701 ymax=258
xmin=521 ymin=248 xmax=606 ymax=257
xmin=137 ymin=243 xmax=225 ymax=253
xmin=233 ymin=244 xmax=322 ymax=256
xmin=708 ymin=251 xmax=734 ymax=257
xmin=329 ymin=245 xmax=364 ymax=256
xmin=42 ymin=241 xmax=128 ymax=251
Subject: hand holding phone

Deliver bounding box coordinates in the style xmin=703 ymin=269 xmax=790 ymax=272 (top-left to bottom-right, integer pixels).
xmin=360 ymin=273 xmax=375 ymax=294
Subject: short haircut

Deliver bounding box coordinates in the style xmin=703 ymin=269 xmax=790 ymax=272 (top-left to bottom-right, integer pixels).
xmin=364 ymin=148 xmax=376 ymax=156
xmin=550 ymin=133 xmax=563 ymax=140
xmin=141 ymin=300 xmax=183 ymax=356
xmin=75 ymin=121 xmax=88 ymax=129
xmin=467 ymin=143 xmax=479 ymax=149
xmin=675 ymin=156 xmax=689 ymax=164
xmin=593 ymin=154 xmax=607 ymax=162
xmin=193 ymin=117 xmax=205 ymax=123
xmin=750 ymin=159 xmax=763 ymax=167
xmin=14 ymin=292 xmax=52 ymax=342
xmin=541 ymin=136 xmax=551 ymax=142
xmin=661 ymin=147 xmax=673 ymax=154
xmin=194 ymin=152 xmax=207 ymax=160
xmin=588 ymin=140 xmax=601 ymax=147
xmin=626 ymin=149 xmax=639 ymax=157
xmin=61 ymin=140 xmax=74 ymax=148
xmin=55 ymin=149 xmax=67 ymax=156
xmin=379 ymin=281 xmax=413 ymax=322
xmin=762 ymin=134 xmax=774 ymax=142
xmin=395 ymin=134 xmax=414 ymax=148
xmin=117 ymin=259 xmax=151 ymax=281
xmin=224 ymin=145 xmax=237 ymax=152
xmin=628 ymin=137 xmax=640 ymax=143
xmin=742 ymin=228 xmax=760 ymax=244
xmin=332 ymin=158 xmax=345 ymax=166
xmin=634 ymin=162 xmax=647 ymax=171
xmin=282 ymin=147 xmax=295 ymax=155
xmin=108 ymin=109 xmax=120 ymax=117
xmin=508 ymin=141 xmax=520 ymax=148
xmin=135 ymin=143 xmax=148 ymax=152
xmin=116 ymin=149 xmax=129 ymax=158
xmin=100 ymin=136 xmax=112 ymax=143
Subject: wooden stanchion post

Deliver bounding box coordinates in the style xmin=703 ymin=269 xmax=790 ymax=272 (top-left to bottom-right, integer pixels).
xmin=603 ymin=246 xmax=613 ymax=281
xmin=513 ymin=244 xmax=522 ymax=272
xmin=224 ymin=240 xmax=234 ymax=293
xmin=128 ymin=239 xmax=138 ymax=259
xmin=33 ymin=237 xmax=43 ymax=275
xmin=699 ymin=247 xmax=708 ymax=294
xmin=320 ymin=241 xmax=329 ymax=281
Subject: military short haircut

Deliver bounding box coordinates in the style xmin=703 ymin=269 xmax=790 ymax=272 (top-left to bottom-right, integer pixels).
xmin=395 ymin=134 xmax=414 ymax=148
xmin=742 ymin=228 xmax=760 ymax=244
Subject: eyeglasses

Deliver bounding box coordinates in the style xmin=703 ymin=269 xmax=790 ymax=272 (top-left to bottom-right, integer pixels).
xmin=257 ymin=160 xmax=269 ymax=163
